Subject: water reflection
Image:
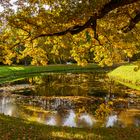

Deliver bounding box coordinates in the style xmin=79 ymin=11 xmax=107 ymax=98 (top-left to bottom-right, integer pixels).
xmin=106 ymin=115 xmax=117 ymax=127
xmin=10 ymin=73 xmax=111 ymax=97
xmin=0 ymin=95 xmax=16 ymax=116
xmin=46 ymin=116 xmax=56 ymax=126
xmin=63 ymin=110 xmax=76 ymax=127
xmin=0 ymin=94 xmax=140 ymax=128
xmin=79 ymin=114 xmax=94 ymax=127
xmin=0 ymin=72 xmax=140 ymax=128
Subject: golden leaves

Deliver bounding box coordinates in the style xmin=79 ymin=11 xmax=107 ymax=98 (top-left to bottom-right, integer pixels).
xmin=0 ymin=0 xmax=140 ymax=66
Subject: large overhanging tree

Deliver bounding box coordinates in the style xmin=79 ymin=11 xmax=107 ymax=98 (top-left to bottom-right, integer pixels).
xmin=0 ymin=0 xmax=140 ymax=66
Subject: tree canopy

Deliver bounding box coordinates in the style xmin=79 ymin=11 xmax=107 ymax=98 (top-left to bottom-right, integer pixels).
xmin=0 ymin=0 xmax=140 ymax=66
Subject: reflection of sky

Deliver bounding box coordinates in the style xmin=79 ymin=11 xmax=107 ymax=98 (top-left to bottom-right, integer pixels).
xmin=46 ymin=116 xmax=56 ymax=126
xmin=0 ymin=96 xmax=15 ymax=116
xmin=35 ymin=110 xmax=95 ymax=128
xmin=63 ymin=110 xmax=76 ymax=127
xmin=135 ymin=118 xmax=140 ymax=127
xmin=1 ymin=94 xmax=140 ymax=128
xmin=79 ymin=114 xmax=94 ymax=126
xmin=106 ymin=115 xmax=117 ymax=127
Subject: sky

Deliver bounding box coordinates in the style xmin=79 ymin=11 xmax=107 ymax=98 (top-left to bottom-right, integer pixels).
xmin=0 ymin=0 xmax=18 ymax=12
xmin=0 ymin=5 xmax=4 ymax=12
xmin=0 ymin=0 xmax=50 ymax=13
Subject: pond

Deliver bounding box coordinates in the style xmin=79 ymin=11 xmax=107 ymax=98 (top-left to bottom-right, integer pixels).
xmin=0 ymin=72 xmax=140 ymax=128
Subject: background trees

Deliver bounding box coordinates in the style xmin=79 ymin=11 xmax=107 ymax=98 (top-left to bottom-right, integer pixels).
xmin=0 ymin=0 xmax=140 ymax=66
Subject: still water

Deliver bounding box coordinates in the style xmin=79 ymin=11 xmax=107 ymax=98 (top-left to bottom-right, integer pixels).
xmin=0 ymin=73 xmax=140 ymax=128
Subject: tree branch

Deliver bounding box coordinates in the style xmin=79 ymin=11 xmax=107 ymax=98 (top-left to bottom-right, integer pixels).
xmin=32 ymin=17 xmax=93 ymax=40
xmin=31 ymin=0 xmax=139 ymax=40
xmin=122 ymin=11 xmax=140 ymax=33
xmin=98 ymin=0 xmax=139 ymax=19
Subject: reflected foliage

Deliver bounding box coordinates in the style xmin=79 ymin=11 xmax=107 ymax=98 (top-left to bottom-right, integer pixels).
xmin=0 ymin=72 xmax=140 ymax=128
xmin=95 ymin=102 xmax=113 ymax=120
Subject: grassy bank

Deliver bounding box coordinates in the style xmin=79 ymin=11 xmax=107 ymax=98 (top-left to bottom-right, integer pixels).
xmin=108 ymin=64 xmax=140 ymax=90
xmin=0 ymin=114 xmax=140 ymax=140
xmin=0 ymin=64 xmax=108 ymax=84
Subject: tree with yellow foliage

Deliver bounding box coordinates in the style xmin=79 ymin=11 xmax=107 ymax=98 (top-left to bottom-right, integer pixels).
xmin=0 ymin=0 xmax=140 ymax=66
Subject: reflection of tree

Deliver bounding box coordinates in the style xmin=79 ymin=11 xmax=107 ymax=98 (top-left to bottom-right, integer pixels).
xmin=118 ymin=109 xmax=140 ymax=127
xmin=95 ymin=76 xmax=130 ymax=98
xmin=27 ymin=73 xmax=103 ymax=96
xmin=32 ymin=72 xmax=128 ymax=97
xmin=95 ymin=102 xmax=113 ymax=120
xmin=14 ymin=73 xmax=129 ymax=97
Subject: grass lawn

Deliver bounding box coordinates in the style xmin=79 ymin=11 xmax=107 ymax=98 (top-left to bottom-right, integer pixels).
xmin=108 ymin=64 xmax=140 ymax=90
xmin=1 ymin=114 xmax=140 ymax=140
xmin=0 ymin=64 xmax=108 ymax=84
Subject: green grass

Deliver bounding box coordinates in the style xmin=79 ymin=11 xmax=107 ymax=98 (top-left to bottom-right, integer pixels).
xmin=108 ymin=64 xmax=140 ymax=90
xmin=0 ymin=114 xmax=140 ymax=140
xmin=0 ymin=64 xmax=108 ymax=84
